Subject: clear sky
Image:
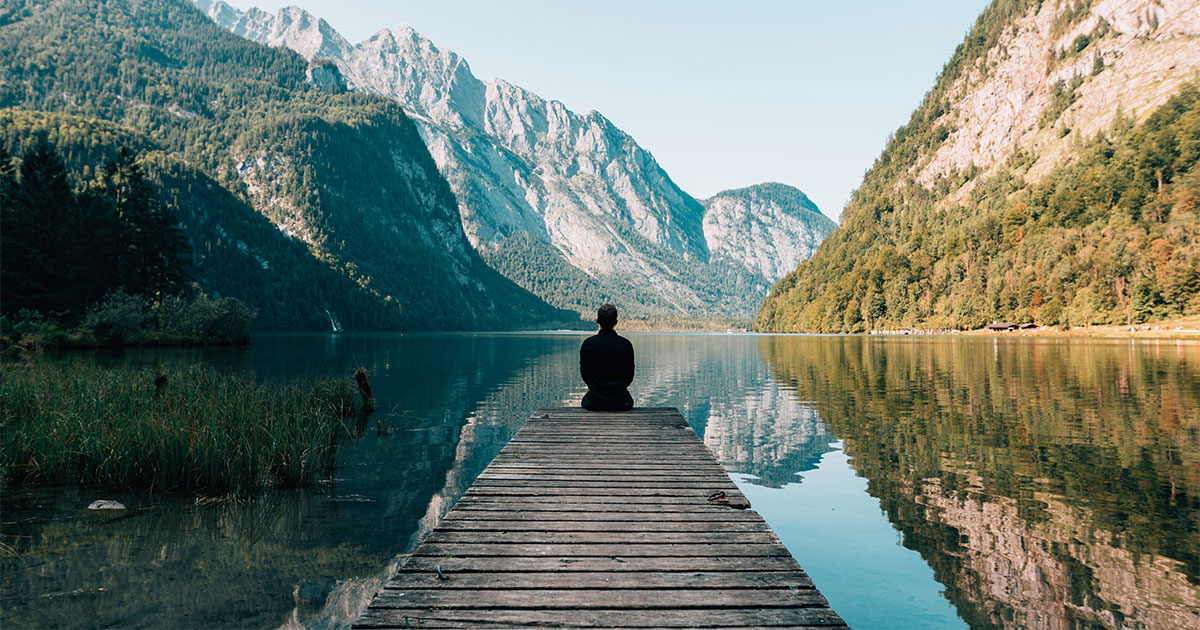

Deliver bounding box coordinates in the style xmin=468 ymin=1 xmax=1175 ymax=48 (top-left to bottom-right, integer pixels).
xmin=222 ymin=0 xmax=991 ymax=220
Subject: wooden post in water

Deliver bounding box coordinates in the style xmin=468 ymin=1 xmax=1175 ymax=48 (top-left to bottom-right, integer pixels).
xmin=354 ymin=407 xmax=847 ymax=629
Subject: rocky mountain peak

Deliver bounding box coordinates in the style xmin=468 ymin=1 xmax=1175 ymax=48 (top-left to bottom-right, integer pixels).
xmin=195 ymin=0 xmax=350 ymax=61
xmin=195 ymin=1 xmax=832 ymax=317
xmin=350 ymin=24 xmax=486 ymax=129
xmin=702 ymin=183 xmax=835 ymax=282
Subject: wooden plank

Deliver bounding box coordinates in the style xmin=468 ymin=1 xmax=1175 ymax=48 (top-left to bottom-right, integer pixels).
xmin=354 ymin=407 xmax=845 ymax=629
xmin=458 ymin=489 xmax=739 ymax=499
xmin=452 ymin=497 xmax=751 ymax=509
xmin=472 ymin=475 xmax=734 ymax=483
xmin=411 ymin=542 xmax=791 ymax=557
xmin=470 ymin=479 xmax=738 ymax=489
xmin=355 ymin=608 xmax=847 ymax=629
xmin=399 ymin=555 xmax=806 ymax=573
xmin=448 ymin=500 xmax=749 ymax=511
xmin=384 ymin=570 xmax=815 ymax=590
xmin=477 ymin=471 xmax=731 ymax=479
xmin=462 ymin=487 xmax=743 ymax=497
xmin=422 ymin=531 xmax=784 ymax=545
xmin=455 ymin=495 xmax=753 ymax=509
xmin=443 ymin=509 xmax=763 ymax=521
xmin=482 ymin=460 xmax=724 ymax=465
xmin=436 ymin=520 xmax=773 ymax=533
xmin=513 ymin=430 xmax=694 ymax=435
xmin=369 ymin=588 xmax=829 ymax=609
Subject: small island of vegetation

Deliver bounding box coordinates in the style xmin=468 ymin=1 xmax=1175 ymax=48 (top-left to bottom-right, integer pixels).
xmin=0 ymin=361 xmax=360 ymax=492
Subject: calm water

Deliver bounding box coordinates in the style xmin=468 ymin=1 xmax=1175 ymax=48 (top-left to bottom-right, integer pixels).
xmin=2 ymin=333 xmax=1198 ymax=629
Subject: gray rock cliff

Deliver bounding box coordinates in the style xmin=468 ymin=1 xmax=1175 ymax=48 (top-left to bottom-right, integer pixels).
xmin=195 ymin=0 xmax=835 ymax=317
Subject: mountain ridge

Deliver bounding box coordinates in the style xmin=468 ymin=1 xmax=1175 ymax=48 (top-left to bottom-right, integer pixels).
xmin=757 ymin=0 xmax=1200 ymax=333
xmin=0 ymin=0 xmax=575 ymax=330
xmin=195 ymin=0 xmax=836 ymax=318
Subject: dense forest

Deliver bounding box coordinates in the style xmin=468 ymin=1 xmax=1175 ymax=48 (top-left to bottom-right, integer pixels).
xmin=0 ymin=0 xmax=574 ymax=330
xmin=757 ymin=0 xmax=1200 ymax=332
xmin=1 ymin=141 xmax=189 ymax=321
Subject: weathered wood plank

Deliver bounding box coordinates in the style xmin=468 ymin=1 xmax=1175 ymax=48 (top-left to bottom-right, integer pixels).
xmin=477 ymin=472 xmax=731 ymax=480
xmin=370 ymin=588 xmax=829 ymax=609
xmin=399 ymin=555 xmax=806 ymax=573
xmin=447 ymin=501 xmax=750 ymax=512
xmin=443 ymin=508 xmax=763 ymax=520
xmin=453 ymin=497 xmax=751 ymax=510
xmin=412 ymin=542 xmax=791 ymax=557
xmin=470 ymin=479 xmax=739 ymax=489
xmin=422 ymin=530 xmax=784 ymax=545
xmin=478 ymin=462 xmax=718 ymax=470
xmin=463 ymin=487 xmax=741 ymax=497
xmin=384 ymin=570 xmax=815 ymax=590
xmin=354 ymin=607 xmax=847 ymax=629
xmin=452 ymin=498 xmax=752 ymax=510
xmin=435 ymin=520 xmax=773 ymax=533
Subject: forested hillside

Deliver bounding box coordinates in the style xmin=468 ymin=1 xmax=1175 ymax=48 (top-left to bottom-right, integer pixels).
xmin=0 ymin=110 xmax=403 ymax=330
xmin=757 ymin=0 xmax=1200 ymax=332
xmin=197 ymin=0 xmax=836 ymax=320
xmin=0 ymin=0 xmax=572 ymax=330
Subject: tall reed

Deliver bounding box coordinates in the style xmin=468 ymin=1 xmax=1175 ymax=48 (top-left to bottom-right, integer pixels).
xmin=0 ymin=361 xmax=356 ymax=492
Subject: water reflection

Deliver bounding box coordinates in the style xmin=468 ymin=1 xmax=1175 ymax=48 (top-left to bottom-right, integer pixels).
xmin=5 ymin=333 xmax=1197 ymax=630
xmin=760 ymin=336 xmax=1200 ymax=629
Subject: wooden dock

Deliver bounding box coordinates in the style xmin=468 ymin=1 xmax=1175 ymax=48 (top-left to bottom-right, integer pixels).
xmin=354 ymin=407 xmax=847 ymax=629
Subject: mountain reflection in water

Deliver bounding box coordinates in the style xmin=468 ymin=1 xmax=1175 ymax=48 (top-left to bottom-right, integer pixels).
xmin=2 ymin=333 xmax=1196 ymax=630
xmin=760 ymin=335 xmax=1200 ymax=630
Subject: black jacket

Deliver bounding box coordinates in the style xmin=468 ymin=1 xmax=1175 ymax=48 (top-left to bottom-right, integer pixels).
xmin=580 ymin=329 xmax=634 ymax=402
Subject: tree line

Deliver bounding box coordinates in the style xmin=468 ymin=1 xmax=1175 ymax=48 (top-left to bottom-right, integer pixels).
xmin=758 ymin=81 xmax=1200 ymax=332
xmin=1 ymin=142 xmax=189 ymax=322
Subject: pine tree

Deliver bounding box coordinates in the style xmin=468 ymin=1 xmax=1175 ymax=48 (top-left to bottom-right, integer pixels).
xmin=2 ymin=143 xmax=121 ymax=321
xmin=100 ymin=149 xmax=191 ymax=298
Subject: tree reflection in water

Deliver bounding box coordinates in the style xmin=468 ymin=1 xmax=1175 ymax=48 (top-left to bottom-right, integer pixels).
xmin=761 ymin=336 xmax=1200 ymax=630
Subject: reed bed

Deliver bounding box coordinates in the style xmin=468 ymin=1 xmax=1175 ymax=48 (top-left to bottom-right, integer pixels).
xmin=0 ymin=361 xmax=356 ymax=492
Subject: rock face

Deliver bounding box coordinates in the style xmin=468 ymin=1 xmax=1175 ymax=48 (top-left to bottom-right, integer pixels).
xmin=918 ymin=0 xmax=1200 ymax=187
xmin=0 ymin=0 xmax=574 ymax=331
xmin=702 ymin=183 xmax=836 ymax=283
xmin=194 ymin=0 xmax=833 ymax=317
xmin=756 ymin=0 xmax=1200 ymax=333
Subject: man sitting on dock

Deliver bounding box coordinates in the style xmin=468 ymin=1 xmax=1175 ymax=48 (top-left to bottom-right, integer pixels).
xmin=580 ymin=303 xmax=635 ymax=411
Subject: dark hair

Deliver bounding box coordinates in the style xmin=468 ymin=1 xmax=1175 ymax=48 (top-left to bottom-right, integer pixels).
xmin=597 ymin=303 xmax=618 ymax=329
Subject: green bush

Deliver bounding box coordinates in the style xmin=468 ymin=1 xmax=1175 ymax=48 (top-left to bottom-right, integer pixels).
xmin=79 ymin=290 xmax=257 ymax=345
xmin=81 ymin=291 xmax=149 ymax=343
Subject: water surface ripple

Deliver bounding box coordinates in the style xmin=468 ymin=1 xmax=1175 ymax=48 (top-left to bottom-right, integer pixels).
xmin=2 ymin=333 xmax=1196 ymax=630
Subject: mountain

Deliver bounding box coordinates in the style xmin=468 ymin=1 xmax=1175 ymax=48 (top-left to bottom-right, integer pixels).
xmin=701 ymin=183 xmax=836 ymax=283
xmin=194 ymin=0 xmax=836 ymax=318
xmin=757 ymin=0 xmax=1200 ymax=332
xmin=0 ymin=0 xmax=573 ymax=330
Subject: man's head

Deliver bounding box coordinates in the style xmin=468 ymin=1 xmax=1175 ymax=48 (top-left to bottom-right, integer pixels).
xmin=596 ymin=303 xmax=618 ymax=330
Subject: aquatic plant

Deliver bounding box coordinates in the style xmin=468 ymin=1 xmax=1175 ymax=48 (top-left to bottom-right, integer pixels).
xmin=0 ymin=361 xmax=356 ymax=492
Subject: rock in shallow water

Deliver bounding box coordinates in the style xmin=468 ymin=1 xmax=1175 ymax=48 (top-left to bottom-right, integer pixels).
xmin=86 ymin=500 xmax=126 ymax=510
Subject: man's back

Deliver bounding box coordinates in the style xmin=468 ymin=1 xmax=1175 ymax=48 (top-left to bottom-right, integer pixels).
xmin=580 ymin=328 xmax=634 ymax=410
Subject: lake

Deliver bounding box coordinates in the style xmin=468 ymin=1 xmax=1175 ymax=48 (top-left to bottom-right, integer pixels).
xmin=2 ymin=333 xmax=1198 ymax=629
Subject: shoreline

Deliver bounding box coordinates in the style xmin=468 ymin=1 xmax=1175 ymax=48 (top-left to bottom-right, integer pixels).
xmin=871 ymin=315 xmax=1200 ymax=340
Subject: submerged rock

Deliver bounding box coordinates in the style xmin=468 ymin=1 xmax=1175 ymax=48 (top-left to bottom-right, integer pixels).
xmin=86 ymin=500 xmax=126 ymax=510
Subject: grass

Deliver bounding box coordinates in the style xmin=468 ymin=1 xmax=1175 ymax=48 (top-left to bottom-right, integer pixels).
xmin=0 ymin=361 xmax=357 ymax=493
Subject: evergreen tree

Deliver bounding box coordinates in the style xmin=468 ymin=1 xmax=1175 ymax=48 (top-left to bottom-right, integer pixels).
xmin=25 ymin=144 xmax=121 ymax=319
xmin=99 ymin=149 xmax=191 ymax=298
xmin=2 ymin=142 xmax=85 ymax=318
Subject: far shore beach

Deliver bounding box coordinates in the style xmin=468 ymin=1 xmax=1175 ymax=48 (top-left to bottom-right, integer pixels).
xmin=872 ymin=315 xmax=1200 ymax=340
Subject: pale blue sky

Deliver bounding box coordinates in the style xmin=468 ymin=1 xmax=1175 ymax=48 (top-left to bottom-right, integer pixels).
xmin=222 ymin=1 xmax=990 ymax=219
